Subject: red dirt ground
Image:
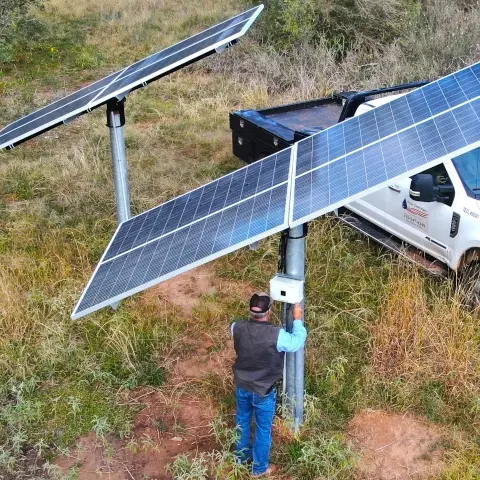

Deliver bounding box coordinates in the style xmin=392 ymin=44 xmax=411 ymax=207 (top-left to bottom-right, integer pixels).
xmin=55 ymin=390 xmax=217 ymax=479
xmin=55 ymin=267 xmax=449 ymax=480
xmin=55 ymin=266 xmax=241 ymax=479
xmin=348 ymin=410 xmax=446 ymax=480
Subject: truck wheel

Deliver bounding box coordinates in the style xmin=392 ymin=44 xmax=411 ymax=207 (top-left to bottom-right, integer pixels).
xmin=461 ymin=263 xmax=480 ymax=309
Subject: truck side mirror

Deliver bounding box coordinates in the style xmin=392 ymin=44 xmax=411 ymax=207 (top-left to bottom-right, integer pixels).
xmin=409 ymin=174 xmax=435 ymax=202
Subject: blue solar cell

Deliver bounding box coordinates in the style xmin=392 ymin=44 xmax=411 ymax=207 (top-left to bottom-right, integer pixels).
xmin=433 ymin=111 xmax=466 ymax=153
xmin=190 ymin=181 xmax=218 ymax=219
xmin=373 ymin=102 xmax=398 ymax=138
xmin=453 ymin=99 xmax=480 ymax=144
xmin=406 ymin=88 xmax=432 ymax=123
xmin=416 ymin=119 xmax=446 ymax=161
xmin=176 ymin=219 xmax=208 ymax=269
xmin=296 ymin=137 xmax=314 ymax=175
xmin=1 ymin=5 xmax=263 ymax=150
xmin=226 ymin=169 xmax=248 ymax=204
xmin=421 ymin=82 xmax=450 ymax=116
xmin=397 ymin=128 xmax=426 ymax=170
xmin=453 ymin=67 xmax=480 ymax=99
xmin=346 ymin=150 xmax=368 ymax=196
xmin=292 ymin=167 xmax=332 ymax=222
xmin=343 ymin=117 xmax=363 ymax=153
xmin=329 ymin=158 xmax=348 ymax=204
xmin=241 ymin=161 xmax=262 ymax=198
xmin=388 ymin=96 xmax=415 ymax=131
xmin=311 ymin=130 xmax=329 ymax=169
xmin=292 ymin=172 xmax=312 ymax=220
xmin=439 ymin=74 xmax=468 ymax=108
xmin=471 ymin=62 xmax=480 ymax=79
xmin=73 ymin=156 xmax=290 ymax=317
xmin=381 ymin=135 xmax=406 ymax=179
xmin=126 ymin=240 xmax=160 ymax=291
xmin=193 ymin=213 xmax=223 ymax=261
xmin=364 ymin=142 xmax=387 ymax=186
xmin=327 ymin=123 xmax=345 ymax=160
xmin=104 ymin=148 xmax=291 ymax=261
xmin=266 ymin=184 xmax=288 ymax=228
xmin=160 ymin=228 xmax=191 ymax=275
xmin=359 ymin=110 xmax=379 ymax=145
xmin=308 ymin=168 xmax=330 ymax=215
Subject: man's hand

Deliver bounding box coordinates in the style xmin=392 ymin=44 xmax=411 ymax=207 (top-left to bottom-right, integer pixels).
xmin=292 ymin=303 xmax=303 ymax=320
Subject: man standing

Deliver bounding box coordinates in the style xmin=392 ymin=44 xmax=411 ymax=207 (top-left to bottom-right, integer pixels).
xmin=231 ymin=292 xmax=307 ymax=477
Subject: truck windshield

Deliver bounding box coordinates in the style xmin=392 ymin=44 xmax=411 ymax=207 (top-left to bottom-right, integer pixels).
xmin=452 ymin=147 xmax=480 ymax=199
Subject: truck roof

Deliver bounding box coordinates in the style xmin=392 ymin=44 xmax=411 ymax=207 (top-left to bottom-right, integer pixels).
xmin=354 ymin=93 xmax=405 ymax=116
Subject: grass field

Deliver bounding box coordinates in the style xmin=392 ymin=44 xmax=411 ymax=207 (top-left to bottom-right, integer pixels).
xmin=0 ymin=0 xmax=479 ymax=478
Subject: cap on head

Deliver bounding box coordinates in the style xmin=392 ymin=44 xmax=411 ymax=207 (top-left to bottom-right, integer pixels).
xmin=249 ymin=292 xmax=272 ymax=314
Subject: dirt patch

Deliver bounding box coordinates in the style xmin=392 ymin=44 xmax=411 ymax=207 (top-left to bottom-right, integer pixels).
xmin=55 ymin=432 xmax=124 ymax=480
xmin=55 ymin=390 xmax=217 ymax=480
xmin=55 ymin=266 xmax=257 ymax=478
xmin=142 ymin=264 xmax=255 ymax=315
xmin=348 ymin=410 xmax=446 ymax=480
xmin=173 ymin=335 xmax=234 ymax=382
xmin=144 ymin=266 xmax=217 ymax=314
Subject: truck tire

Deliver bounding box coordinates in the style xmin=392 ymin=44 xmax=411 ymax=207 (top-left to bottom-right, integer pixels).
xmin=461 ymin=262 xmax=480 ymax=309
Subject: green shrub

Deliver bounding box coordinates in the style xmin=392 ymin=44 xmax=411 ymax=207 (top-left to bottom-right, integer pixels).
xmin=0 ymin=0 xmax=45 ymax=64
xmin=0 ymin=0 xmax=103 ymax=74
xmin=254 ymin=0 xmax=317 ymax=49
xmin=250 ymin=0 xmax=422 ymax=52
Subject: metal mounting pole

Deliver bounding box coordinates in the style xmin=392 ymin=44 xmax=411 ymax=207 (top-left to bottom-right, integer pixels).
xmin=283 ymin=224 xmax=306 ymax=432
xmin=107 ymin=98 xmax=131 ymax=224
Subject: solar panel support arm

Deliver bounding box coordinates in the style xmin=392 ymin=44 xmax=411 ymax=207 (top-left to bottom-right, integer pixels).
xmin=107 ymin=98 xmax=132 ymax=224
xmin=282 ymin=223 xmax=306 ymax=433
xmin=215 ymin=39 xmax=236 ymax=53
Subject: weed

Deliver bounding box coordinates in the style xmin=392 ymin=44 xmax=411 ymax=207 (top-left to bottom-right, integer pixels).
xmin=209 ymin=415 xmax=250 ymax=479
xmin=166 ymin=453 xmax=209 ymax=480
xmin=284 ymin=435 xmax=355 ymax=480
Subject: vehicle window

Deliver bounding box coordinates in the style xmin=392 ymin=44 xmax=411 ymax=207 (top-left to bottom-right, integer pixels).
xmin=411 ymin=162 xmax=455 ymax=206
xmin=452 ymin=147 xmax=480 ymax=199
xmin=418 ymin=163 xmax=450 ymax=186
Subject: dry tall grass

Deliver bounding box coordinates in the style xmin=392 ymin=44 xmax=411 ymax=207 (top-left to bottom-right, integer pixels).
xmin=46 ymin=0 xmax=239 ymax=63
xmin=372 ymin=263 xmax=480 ymax=403
xmin=211 ymin=0 xmax=480 ymax=102
xmin=1 ymin=0 xmax=480 ymax=477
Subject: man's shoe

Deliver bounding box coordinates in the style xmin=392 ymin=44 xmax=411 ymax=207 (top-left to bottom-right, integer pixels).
xmin=252 ymin=465 xmax=278 ymax=477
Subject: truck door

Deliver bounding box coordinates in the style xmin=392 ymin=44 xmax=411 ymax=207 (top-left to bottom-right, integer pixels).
xmin=387 ymin=163 xmax=455 ymax=262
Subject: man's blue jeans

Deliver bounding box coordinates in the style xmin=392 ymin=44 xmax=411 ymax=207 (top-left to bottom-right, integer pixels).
xmin=235 ymin=385 xmax=277 ymax=475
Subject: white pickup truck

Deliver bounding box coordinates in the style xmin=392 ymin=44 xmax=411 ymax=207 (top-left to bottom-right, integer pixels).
xmin=229 ymin=82 xmax=480 ymax=299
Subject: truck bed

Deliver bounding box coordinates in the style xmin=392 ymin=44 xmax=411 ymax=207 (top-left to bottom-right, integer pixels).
xmin=259 ymin=99 xmax=343 ymax=134
xmin=230 ymin=82 xmax=429 ymax=164
xmin=230 ymin=97 xmax=343 ymax=163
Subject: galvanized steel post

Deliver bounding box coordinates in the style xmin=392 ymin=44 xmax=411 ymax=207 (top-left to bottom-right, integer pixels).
xmin=283 ymin=224 xmax=306 ymax=432
xmin=107 ymin=98 xmax=131 ymax=224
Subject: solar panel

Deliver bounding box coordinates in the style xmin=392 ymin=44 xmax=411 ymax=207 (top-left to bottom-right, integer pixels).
xmin=72 ymin=61 xmax=480 ymax=319
xmin=295 ymin=62 xmax=480 ymax=175
xmin=0 ymin=5 xmax=264 ymax=150
xmin=71 ymin=148 xmax=293 ymax=319
xmin=291 ymin=62 xmax=480 ymax=226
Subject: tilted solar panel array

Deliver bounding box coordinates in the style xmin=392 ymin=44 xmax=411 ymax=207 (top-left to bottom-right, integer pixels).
xmin=291 ymin=62 xmax=480 ymax=225
xmin=72 ymin=61 xmax=480 ymax=319
xmin=0 ymin=5 xmax=264 ymax=150
xmin=71 ymin=149 xmax=293 ymax=318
